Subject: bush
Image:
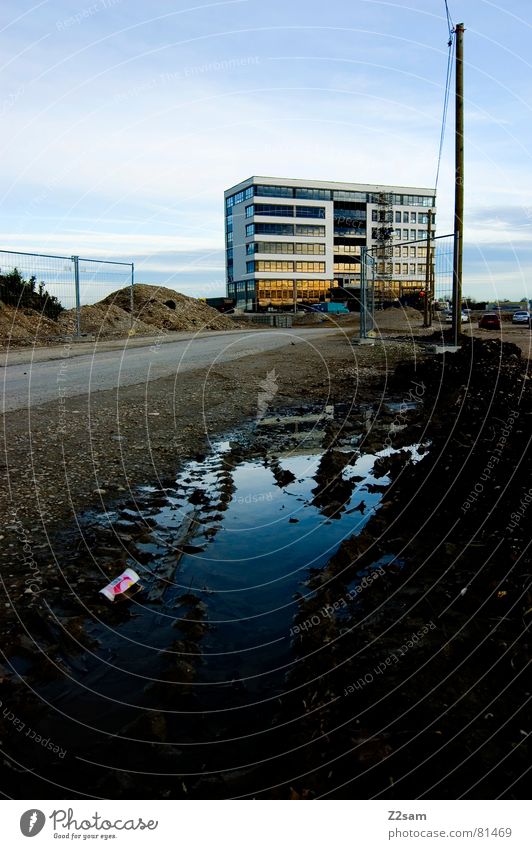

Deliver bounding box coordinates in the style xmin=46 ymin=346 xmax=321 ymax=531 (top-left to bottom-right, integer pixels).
xmin=0 ymin=268 xmax=64 ymax=321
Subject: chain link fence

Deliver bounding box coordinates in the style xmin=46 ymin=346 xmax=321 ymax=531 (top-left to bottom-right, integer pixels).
xmin=0 ymin=248 xmax=134 ymax=340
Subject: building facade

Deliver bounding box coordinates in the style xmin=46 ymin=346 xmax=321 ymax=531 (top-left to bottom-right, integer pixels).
xmin=225 ymin=176 xmax=436 ymax=311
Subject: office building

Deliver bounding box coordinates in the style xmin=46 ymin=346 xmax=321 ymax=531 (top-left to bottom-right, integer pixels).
xmin=224 ymin=176 xmax=436 ymax=310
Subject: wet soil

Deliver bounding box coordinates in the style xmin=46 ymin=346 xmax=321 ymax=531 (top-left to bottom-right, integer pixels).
xmin=1 ymin=331 xmax=531 ymax=799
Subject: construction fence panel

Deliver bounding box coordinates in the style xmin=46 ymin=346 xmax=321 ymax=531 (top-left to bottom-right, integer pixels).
xmin=0 ymin=248 xmax=134 ymax=342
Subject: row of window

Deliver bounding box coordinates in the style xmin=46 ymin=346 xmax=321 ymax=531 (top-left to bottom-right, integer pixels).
xmin=246 ymin=204 xmax=326 ymax=219
xmin=246 ymin=223 xmax=326 ymax=237
xmin=372 ymin=210 xmax=435 ymax=224
xmin=334 ymin=244 xmax=361 ymax=254
xmin=246 ymin=242 xmax=326 ymax=255
xmin=334 ymin=262 xmax=360 ymax=271
xmin=247 ymin=261 xmax=326 ymax=273
xmin=372 ymin=228 xmax=432 ymax=241
xmin=376 ymin=263 xmax=429 ymax=275
xmin=256 ymin=279 xmax=332 ymax=290
xmin=226 ymin=185 xmax=436 ymax=207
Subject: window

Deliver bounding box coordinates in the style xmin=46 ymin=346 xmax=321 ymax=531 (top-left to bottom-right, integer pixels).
xmin=395 ymin=228 xmax=401 ymax=238
xmin=418 ymin=264 xmax=427 ymax=274
xmin=246 ymin=261 xmax=255 ymax=273
xmin=403 ymin=212 xmax=409 ymax=223
xmin=418 ymin=246 xmax=427 ymax=258
xmin=255 ymin=242 xmax=294 ymax=254
xmin=402 ymin=229 xmax=408 ymax=240
xmin=418 ymin=213 xmax=429 ymax=225
xmin=295 ymin=243 xmax=325 ymax=254
xmin=245 ymin=186 xmax=254 ymax=199
xmin=246 ymin=243 xmax=255 ymax=255
xmin=419 ymin=230 xmax=428 ymax=240
xmin=372 ymin=210 xmax=378 ymax=222
xmin=296 ymin=224 xmax=325 ymax=236
xmin=256 ymin=260 xmax=294 ymax=272
xmin=296 ymin=205 xmax=326 ymax=219
xmin=255 ymin=184 xmax=293 ymax=198
xmin=227 ymin=248 xmax=233 ymax=259
xmin=409 ymin=263 xmax=416 ymax=274
xmin=402 ymin=263 xmax=408 ymax=274
xmin=394 ymin=246 xmax=401 ymax=257
xmin=395 ymin=211 xmax=401 ymax=223
xmin=295 ymin=188 xmax=332 ymax=200
xmin=227 ymin=231 xmax=233 ymax=243
xmin=333 ymin=190 xmax=367 ymax=202
xmin=394 ymin=263 xmax=401 ymax=274
xmin=254 ymin=203 xmax=294 ymax=217
xmin=410 ymin=229 xmax=416 ymax=240
xmin=296 ymin=261 xmax=326 ymax=272
xmin=246 ymin=223 xmax=255 ymax=237
xmin=401 ymin=247 xmax=408 ymax=258
xmin=409 ymin=246 xmax=416 ymax=257
xmin=255 ymin=222 xmax=294 ymax=235
xmin=410 ymin=212 xmax=417 ymax=223
xmin=245 ymin=205 xmax=254 ymax=218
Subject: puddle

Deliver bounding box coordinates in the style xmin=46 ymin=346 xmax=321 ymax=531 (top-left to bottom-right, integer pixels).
xmin=18 ymin=404 xmax=428 ymax=789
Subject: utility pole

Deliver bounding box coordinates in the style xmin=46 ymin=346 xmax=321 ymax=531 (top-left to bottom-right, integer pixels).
xmin=452 ymin=22 xmax=465 ymax=346
xmin=423 ymin=209 xmax=433 ymax=327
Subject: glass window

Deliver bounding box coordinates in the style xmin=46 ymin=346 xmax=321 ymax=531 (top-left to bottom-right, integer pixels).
xmin=246 ymin=223 xmax=255 ymax=237
xmin=295 ymin=261 xmax=325 ymax=272
xmin=394 ymin=263 xmax=401 ymax=274
xmin=395 ymin=228 xmax=401 ymax=238
xmin=409 ymin=263 xmax=416 ymax=274
xmin=296 ymin=206 xmax=326 ymax=219
xmin=402 ymin=229 xmax=408 ymax=240
xmin=418 ymin=264 xmax=427 ymax=274
xmin=372 ymin=210 xmax=378 ymax=222
xmin=410 ymin=212 xmax=417 ymax=223
xmin=295 ymin=188 xmax=332 ymax=200
xmin=409 ymin=246 xmax=416 ymax=257
xmin=418 ymin=246 xmax=427 ymax=258
xmin=245 ymin=205 xmax=254 ymax=218
xmin=255 ymin=185 xmax=293 ymax=198
xmin=255 ymin=203 xmax=294 ymax=217
xmin=246 ymin=261 xmax=255 ymax=273
xmin=227 ymin=231 xmax=233 ymax=243
xmin=394 ymin=246 xmax=400 ymax=257
xmin=295 ymin=224 xmax=326 ymax=236
xmin=255 ymin=222 xmax=294 ymax=235
xmin=256 ymin=260 xmax=294 ymax=272
xmin=244 ymin=186 xmax=254 ymax=199
xmin=255 ymin=242 xmax=295 ymax=254
xmin=227 ymin=248 xmax=233 ymax=259
xmin=402 ymin=247 xmax=408 ymax=258
xmin=246 ymin=243 xmax=255 ymax=255
xmin=295 ymin=243 xmax=325 ymax=254
xmin=419 ymin=230 xmax=428 ymax=240
xmin=395 ymin=211 xmax=401 ymax=223
xmin=403 ymin=212 xmax=409 ymax=223
xmin=333 ymin=190 xmax=367 ymax=202
xmin=402 ymin=263 xmax=408 ymax=274
xmin=410 ymin=229 xmax=416 ymax=240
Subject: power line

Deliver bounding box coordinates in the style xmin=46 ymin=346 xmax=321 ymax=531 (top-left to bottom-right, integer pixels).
xmin=434 ymin=33 xmax=455 ymax=194
xmin=444 ymin=0 xmax=454 ymax=41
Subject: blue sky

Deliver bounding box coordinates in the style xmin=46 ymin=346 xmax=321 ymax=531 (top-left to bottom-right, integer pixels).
xmin=1 ymin=0 xmax=531 ymax=302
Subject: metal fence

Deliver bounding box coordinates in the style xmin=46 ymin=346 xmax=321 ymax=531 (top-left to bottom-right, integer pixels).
xmin=0 ymin=248 xmax=134 ymax=338
xmin=360 ymin=233 xmax=454 ymax=337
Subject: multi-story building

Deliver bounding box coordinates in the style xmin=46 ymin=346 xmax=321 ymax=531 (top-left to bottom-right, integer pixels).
xmin=224 ymin=176 xmax=436 ymax=310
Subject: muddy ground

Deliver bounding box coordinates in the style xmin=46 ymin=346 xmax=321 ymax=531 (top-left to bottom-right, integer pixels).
xmin=0 ymin=319 xmax=531 ymax=799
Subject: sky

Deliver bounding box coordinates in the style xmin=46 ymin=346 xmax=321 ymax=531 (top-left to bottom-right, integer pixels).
xmin=1 ymin=0 xmax=532 ymax=303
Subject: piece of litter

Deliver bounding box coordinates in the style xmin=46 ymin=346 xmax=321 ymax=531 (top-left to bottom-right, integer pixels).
xmin=100 ymin=568 xmax=141 ymax=601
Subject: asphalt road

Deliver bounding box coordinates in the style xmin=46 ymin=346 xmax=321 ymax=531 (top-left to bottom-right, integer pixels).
xmin=1 ymin=327 xmax=337 ymax=412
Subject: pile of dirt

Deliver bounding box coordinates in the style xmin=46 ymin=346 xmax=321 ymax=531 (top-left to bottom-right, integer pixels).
xmin=0 ymin=284 xmax=241 ymax=346
xmin=373 ymin=304 xmax=423 ymax=330
xmin=57 ymin=303 xmax=155 ymax=337
xmin=100 ymin=283 xmax=240 ymax=332
xmin=0 ymin=302 xmax=62 ymax=347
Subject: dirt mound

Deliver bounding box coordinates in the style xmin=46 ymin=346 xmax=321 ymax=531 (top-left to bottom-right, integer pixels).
xmin=101 ymin=284 xmax=238 ymax=332
xmin=0 ymin=302 xmax=62 ymax=347
xmin=57 ymin=303 xmax=155 ymax=337
xmin=373 ymin=304 xmax=423 ymax=330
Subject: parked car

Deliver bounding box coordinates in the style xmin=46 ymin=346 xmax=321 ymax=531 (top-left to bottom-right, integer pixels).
xmin=478 ymin=312 xmax=501 ymax=330
xmin=511 ymin=310 xmax=530 ymax=325
xmin=444 ymin=311 xmax=469 ymax=323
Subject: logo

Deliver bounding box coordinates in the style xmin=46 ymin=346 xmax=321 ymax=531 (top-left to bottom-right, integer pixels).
xmin=20 ymin=810 xmax=46 ymax=837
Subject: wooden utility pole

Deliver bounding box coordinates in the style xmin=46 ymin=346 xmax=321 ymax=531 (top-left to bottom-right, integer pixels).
xmin=423 ymin=209 xmax=433 ymax=327
xmin=452 ymin=22 xmax=465 ymax=345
